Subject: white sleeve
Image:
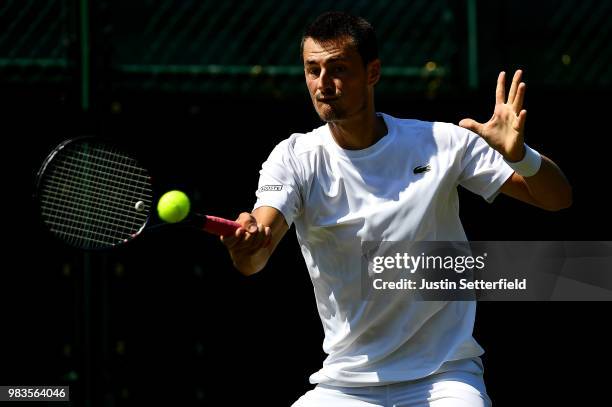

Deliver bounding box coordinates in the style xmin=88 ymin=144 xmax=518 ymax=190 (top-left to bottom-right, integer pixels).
xmin=252 ymin=138 xmax=303 ymax=226
xmin=457 ymin=128 xmax=514 ymax=203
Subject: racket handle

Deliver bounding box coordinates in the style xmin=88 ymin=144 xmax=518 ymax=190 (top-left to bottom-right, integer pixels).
xmin=202 ymin=215 xmax=241 ymax=236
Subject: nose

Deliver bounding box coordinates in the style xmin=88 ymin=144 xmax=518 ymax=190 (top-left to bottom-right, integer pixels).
xmin=317 ymin=69 xmax=335 ymax=96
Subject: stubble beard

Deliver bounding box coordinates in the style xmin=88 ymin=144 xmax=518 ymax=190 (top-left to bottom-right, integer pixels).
xmin=317 ymin=104 xmax=345 ymax=122
xmin=314 ymin=89 xmax=369 ymax=123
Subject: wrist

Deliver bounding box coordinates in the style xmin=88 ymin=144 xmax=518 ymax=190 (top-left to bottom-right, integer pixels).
xmin=504 ymin=144 xmax=526 ymax=163
xmin=504 ymin=144 xmax=542 ymax=177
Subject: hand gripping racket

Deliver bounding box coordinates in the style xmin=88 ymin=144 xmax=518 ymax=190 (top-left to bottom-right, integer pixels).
xmin=35 ymin=137 xmax=240 ymax=250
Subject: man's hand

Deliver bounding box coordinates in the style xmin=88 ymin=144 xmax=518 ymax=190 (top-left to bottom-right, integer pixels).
xmin=220 ymin=212 xmax=271 ymax=275
xmin=458 ymin=70 xmax=572 ymax=211
xmin=220 ymin=207 xmax=289 ymax=276
xmin=459 ymin=70 xmax=527 ymax=162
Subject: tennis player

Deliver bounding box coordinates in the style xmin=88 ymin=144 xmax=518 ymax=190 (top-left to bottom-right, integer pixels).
xmin=221 ymin=11 xmax=572 ymax=406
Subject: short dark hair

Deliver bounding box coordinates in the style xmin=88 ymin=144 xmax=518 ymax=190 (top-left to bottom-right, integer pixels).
xmin=301 ymin=11 xmax=378 ymax=66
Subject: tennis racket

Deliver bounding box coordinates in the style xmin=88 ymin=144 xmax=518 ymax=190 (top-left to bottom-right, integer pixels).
xmin=35 ymin=137 xmax=240 ymax=250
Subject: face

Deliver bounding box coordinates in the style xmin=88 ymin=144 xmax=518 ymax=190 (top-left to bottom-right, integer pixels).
xmin=302 ymin=36 xmax=379 ymax=122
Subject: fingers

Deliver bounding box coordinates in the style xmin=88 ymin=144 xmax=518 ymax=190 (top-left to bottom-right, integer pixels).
xmin=459 ymin=118 xmax=485 ymax=135
xmin=220 ymin=212 xmax=271 ymax=252
xmin=507 ymin=70 xmax=522 ymax=104
xmin=236 ymin=212 xmax=258 ymax=233
xmin=263 ymin=225 xmax=272 ymax=248
xmin=503 ymin=69 xmax=526 ymax=113
xmin=513 ymin=82 xmax=526 ymax=113
xmin=496 ymin=71 xmax=506 ymax=105
xmin=517 ymin=109 xmax=527 ymax=134
xmin=219 ymin=227 xmax=245 ymax=249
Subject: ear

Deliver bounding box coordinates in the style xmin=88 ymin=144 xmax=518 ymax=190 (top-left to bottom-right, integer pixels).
xmin=367 ymin=59 xmax=381 ymax=86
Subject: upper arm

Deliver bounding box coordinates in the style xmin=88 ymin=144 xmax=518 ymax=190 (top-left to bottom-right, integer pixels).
xmin=252 ymin=205 xmax=290 ymax=256
xmin=255 ymin=137 xmax=304 ymax=226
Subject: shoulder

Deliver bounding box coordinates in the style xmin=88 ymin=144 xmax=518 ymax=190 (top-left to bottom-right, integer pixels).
xmin=269 ymin=123 xmax=329 ymax=159
xmin=381 ymin=113 xmax=468 ymax=148
xmin=261 ymin=124 xmax=331 ymax=185
xmin=382 ymin=112 xmax=462 ymax=136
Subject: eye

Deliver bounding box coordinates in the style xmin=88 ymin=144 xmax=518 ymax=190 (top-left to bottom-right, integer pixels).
xmin=306 ymin=67 xmax=320 ymax=78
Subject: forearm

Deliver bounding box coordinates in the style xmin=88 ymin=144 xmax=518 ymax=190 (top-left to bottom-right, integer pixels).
xmin=521 ymin=155 xmax=572 ymax=211
xmin=230 ymin=246 xmax=271 ymax=276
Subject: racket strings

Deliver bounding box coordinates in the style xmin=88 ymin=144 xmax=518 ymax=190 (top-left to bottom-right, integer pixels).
xmin=43 ymin=165 xmax=151 ymax=211
xmin=42 ymin=179 xmax=149 ymax=221
xmin=41 ymin=195 xmax=144 ymax=232
xmin=68 ymin=148 xmax=152 ymax=177
xmin=42 ymin=147 xmax=133 ymax=246
xmin=39 ymin=141 xmax=153 ymax=249
xmin=62 ymin=152 xmax=152 ymax=184
xmin=52 ymin=144 xmax=150 ymax=247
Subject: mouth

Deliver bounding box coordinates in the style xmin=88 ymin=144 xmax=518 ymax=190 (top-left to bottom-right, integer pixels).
xmin=317 ymin=97 xmax=338 ymax=103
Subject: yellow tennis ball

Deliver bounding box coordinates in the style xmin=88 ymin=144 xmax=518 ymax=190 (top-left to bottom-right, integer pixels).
xmin=157 ymin=190 xmax=191 ymax=223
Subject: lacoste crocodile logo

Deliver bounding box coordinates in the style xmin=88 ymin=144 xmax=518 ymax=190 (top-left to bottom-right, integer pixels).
xmin=413 ymin=165 xmax=431 ymax=174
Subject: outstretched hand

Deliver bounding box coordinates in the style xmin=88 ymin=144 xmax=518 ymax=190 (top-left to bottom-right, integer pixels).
xmin=459 ymin=70 xmax=528 ymax=162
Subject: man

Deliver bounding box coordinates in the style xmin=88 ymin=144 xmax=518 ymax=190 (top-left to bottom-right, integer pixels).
xmin=221 ymin=11 xmax=571 ymax=406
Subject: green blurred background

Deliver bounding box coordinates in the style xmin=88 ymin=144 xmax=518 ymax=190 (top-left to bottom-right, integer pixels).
xmin=2 ymin=0 xmax=611 ymax=406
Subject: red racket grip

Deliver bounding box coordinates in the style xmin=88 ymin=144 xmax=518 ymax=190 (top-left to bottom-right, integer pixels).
xmin=202 ymin=215 xmax=241 ymax=236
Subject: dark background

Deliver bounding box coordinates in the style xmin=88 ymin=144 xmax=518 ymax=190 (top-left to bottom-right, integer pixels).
xmin=2 ymin=0 xmax=611 ymax=405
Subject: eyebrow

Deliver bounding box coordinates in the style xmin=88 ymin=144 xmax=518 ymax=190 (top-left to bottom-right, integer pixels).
xmin=305 ymin=56 xmax=348 ymax=65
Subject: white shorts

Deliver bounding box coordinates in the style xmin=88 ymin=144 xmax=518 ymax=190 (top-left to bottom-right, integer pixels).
xmin=291 ymin=371 xmax=492 ymax=407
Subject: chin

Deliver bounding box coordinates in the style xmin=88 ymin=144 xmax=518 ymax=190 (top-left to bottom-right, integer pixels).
xmin=317 ymin=107 xmax=345 ymax=122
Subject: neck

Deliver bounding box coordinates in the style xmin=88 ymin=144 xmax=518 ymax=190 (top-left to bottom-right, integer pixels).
xmin=328 ymin=107 xmax=387 ymax=150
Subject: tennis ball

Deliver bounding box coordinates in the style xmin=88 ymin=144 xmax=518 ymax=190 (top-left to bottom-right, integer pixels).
xmin=157 ymin=190 xmax=191 ymax=223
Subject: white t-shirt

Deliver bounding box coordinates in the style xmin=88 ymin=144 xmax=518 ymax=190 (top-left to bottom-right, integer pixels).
xmin=253 ymin=113 xmax=514 ymax=386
